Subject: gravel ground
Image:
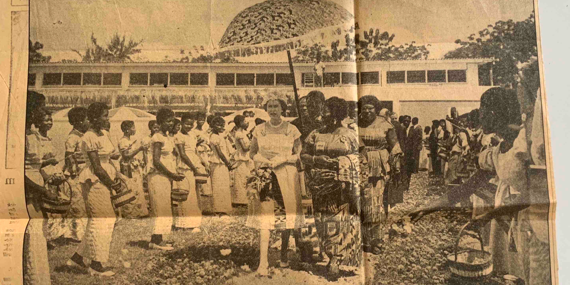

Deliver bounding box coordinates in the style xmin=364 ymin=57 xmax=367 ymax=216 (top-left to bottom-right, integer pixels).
xmin=46 ymin=171 xmax=510 ymax=284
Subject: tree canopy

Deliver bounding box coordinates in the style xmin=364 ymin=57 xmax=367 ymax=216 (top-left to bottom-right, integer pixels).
xmin=292 ymin=25 xmax=430 ymax=63
xmin=29 ymin=41 xmax=51 ymax=63
xmin=174 ymin=47 xmax=239 ymax=63
xmin=73 ymin=33 xmax=143 ymax=62
xmin=444 ymin=12 xmax=538 ymax=87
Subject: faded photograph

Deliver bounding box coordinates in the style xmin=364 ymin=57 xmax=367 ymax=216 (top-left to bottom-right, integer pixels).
xmin=21 ymin=0 xmax=552 ymax=284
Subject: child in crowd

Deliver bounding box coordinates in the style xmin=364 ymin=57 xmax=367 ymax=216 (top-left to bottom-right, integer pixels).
xmin=142 ymin=120 xmax=160 ymax=176
xmin=118 ymin=120 xmax=148 ymax=218
xmin=209 ymin=116 xmax=235 ymax=216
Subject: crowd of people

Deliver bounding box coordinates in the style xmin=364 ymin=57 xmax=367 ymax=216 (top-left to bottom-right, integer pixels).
xmin=23 ymin=60 xmax=550 ymax=284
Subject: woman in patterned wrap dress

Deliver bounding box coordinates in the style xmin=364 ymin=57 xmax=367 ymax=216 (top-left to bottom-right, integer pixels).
xmin=357 ymin=95 xmax=403 ymax=254
xmin=67 ymin=102 xmax=121 ymax=276
xmin=301 ymin=97 xmax=362 ymax=281
xmin=24 ymin=107 xmax=58 ymax=285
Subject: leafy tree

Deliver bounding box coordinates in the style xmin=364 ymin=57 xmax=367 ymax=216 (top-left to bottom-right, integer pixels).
xmin=73 ymin=33 xmax=143 ymax=62
xmin=292 ymin=25 xmax=429 ymax=62
xmin=29 ymin=40 xmax=51 ymax=63
xmin=444 ymin=12 xmax=538 ymax=87
xmin=173 ymin=46 xmax=238 ymax=63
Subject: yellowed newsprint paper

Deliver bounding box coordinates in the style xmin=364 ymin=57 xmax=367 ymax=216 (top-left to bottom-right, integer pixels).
xmin=0 ymin=0 xmax=558 ymax=284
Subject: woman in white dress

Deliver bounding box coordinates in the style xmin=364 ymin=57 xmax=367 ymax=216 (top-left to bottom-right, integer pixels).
xmin=232 ymin=115 xmax=252 ymax=206
xmin=192 ymin=112 xmax=213 ymax=200
xmin=247 ymin=96 xmax=304 ymax=276
xmin=173 ymin=113 xmax=205 ymax=229
xmin=68 ymin=102 xmax=122 ymax=276
xmin=62 ymin=107 xmax=90 ymax=243
xmin=209 ymin=116 xmax=235 ymax=215
xmin=24 ymin=107 xmax=58 ymax=285
xmin=147 ymin=108 xmax=185 ymax=250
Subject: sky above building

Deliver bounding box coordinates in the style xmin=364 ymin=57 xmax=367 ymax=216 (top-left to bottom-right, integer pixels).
xmin=30 ymin=0 xmax=535 ymax=62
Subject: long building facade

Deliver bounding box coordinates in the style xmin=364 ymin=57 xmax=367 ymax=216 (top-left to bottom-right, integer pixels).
xmin=28 ymin=58 xmax=493 ymax=125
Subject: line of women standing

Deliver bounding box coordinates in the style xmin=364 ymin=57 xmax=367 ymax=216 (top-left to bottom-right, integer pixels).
xmin=23 ymin=92 xmax=404 ymax=282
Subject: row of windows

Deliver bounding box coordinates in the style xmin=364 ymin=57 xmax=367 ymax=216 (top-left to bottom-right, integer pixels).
xmin=28 ymin=69 xmax=468 ymax=87
xmin=29 ymin=72 xmax=294 ymax=87
xmin=215 ymin=73 xmax=294 ymax=86
xmin=29 ymin=73 xmax=122 ymax=86
xmin=386 ymin=70 xmax=467 ymax=84
xmin=129 ymin=73 xmax=209 ymax=86
xmin=302 ymin=72 xmax=380 ymax=86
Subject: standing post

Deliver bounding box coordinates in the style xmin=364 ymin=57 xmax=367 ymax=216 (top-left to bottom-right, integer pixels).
xmin=287 ymin=50 xmax=304 ymax=127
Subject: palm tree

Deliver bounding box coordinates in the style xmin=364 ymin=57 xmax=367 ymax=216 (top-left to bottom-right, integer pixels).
xmin=73 ymin=33 xmax=143 ymax=62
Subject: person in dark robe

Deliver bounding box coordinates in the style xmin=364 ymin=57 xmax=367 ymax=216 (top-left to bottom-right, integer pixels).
xmin=429 ymin=120 xmax=441 ymax=176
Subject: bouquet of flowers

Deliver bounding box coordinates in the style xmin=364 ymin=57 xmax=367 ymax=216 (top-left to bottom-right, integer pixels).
xmin=246 ymin=167 xmax=274 ymax=202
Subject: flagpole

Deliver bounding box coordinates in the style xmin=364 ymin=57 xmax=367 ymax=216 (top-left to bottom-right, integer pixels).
xmin=287 ymin=50 xmax=304 ymax=127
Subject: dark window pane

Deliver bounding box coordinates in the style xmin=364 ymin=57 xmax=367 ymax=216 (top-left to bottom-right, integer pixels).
xmin=301 ymin=73 xmax=316 ymax=87
xmin=43 ymin=73 xmax=62 ymax=85
xmin=236 ymin=73 xmax=255 ymax=86
xmin=190 ymin=73 xmax=209 ymax=85
xmin=130 ymin=73 xmax=148 ymax=85
xmin=256 ymin=73 xmax=274 ymax=86
xmin=103 ymin=73 xmax=122 ymax=85
xmin=360 ymin=72 xmax=379 ymax=84
xmin=276 ymin=73 xmax=293 ymax=85
xmin=63 ymin=73 xmax=82 ymax=85
xmin=216 ymin=73 xmax=235 ymax=86
xmin=28 ymin=74 xmax=36 ymax=86
xmin=407 ymin=71 xmax=426 ymax=83
xmin=150 ymin=73 xmax=168 ymax=86
xmin=323 ymin=72 xmax=340 ymax=86
xmin=387 ymin=71 xmax=405 ymax=84
xmin=342 ymin=72 xmax=357 ymax=85
xmin=83 ymin=73 xmax=102 ymax=85
xmin=427 ymin=70 xmax=446 ymax=83
xmin=170 ymin=73 xmax=189 ymax=85
xmin=448 ymin=70 xmax=467 ymax=82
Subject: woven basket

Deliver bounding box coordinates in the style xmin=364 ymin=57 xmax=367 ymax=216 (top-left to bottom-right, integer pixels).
xmin=41 ymin=180 xmax=72 ymax=216
xmin=110 ymin=178 xmax=136 ymax=208
xmin=447 ymin=222 xmax=493 ymax=279
xmin=171 ymin=188 xmax=190 ymax=202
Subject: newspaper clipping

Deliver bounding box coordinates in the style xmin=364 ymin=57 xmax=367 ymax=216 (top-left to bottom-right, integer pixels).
xmin=0 ymin=0 xmax=558 ymax=284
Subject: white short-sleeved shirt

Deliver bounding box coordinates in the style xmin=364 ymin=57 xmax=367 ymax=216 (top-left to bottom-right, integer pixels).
xmin=209 ymin=133 xmax=231 ymax=164
xmin=252 ymin=121 xmax=301 ymax=160
xmin=234 ymin=129 xmax=251 ymax=162
xmin=174 ymin=132 xmax=202 ymax=170
xmin=150 ymin=132 xmax=177 ymax=173
xmin=78 ymin=129 xmax=117 ymax=184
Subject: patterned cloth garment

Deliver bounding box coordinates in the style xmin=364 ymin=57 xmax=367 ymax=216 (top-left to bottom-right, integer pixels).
xmin=304 ymin=126 xmax=362 ymax=267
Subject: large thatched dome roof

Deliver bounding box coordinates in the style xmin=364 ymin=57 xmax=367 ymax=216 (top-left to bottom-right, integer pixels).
xmin=219 ymin=0 xmax=353 ymax=49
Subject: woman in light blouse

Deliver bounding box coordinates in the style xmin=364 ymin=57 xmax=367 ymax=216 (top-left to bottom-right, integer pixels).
xmin=69 ymin=102 xmax=122 ymax=276
xmin=147 ymin=108 xmax=185 ymax=250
